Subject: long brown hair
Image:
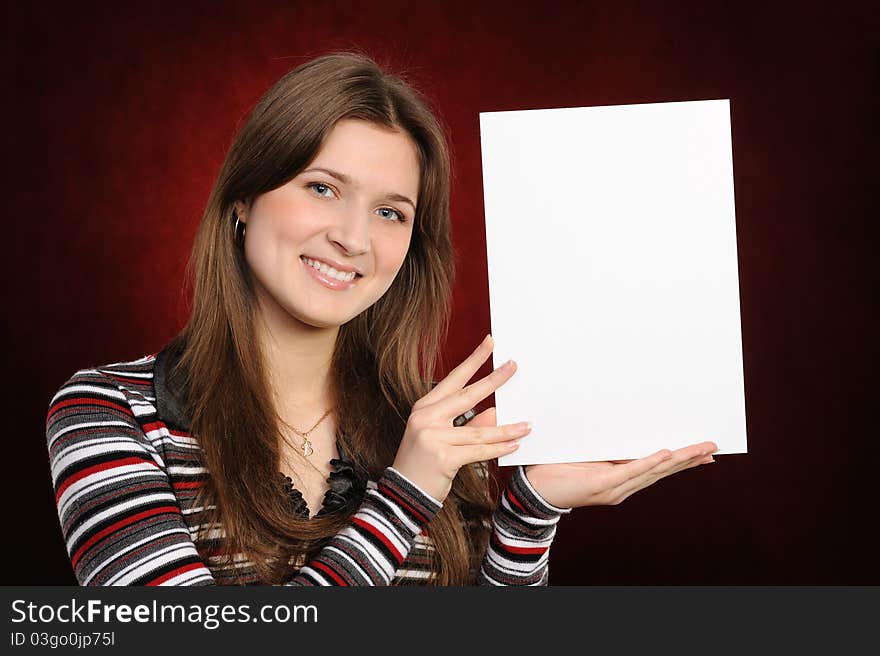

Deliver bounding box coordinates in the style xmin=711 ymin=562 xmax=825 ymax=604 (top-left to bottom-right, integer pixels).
xmin=166 ymin=51 xmax=497 ymax=585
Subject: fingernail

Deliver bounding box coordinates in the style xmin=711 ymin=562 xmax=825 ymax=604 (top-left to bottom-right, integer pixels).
xmin=510 ymin=421 xmax=531 ymax=435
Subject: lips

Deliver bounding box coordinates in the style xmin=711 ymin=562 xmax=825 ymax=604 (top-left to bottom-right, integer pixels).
xmin=300 ymin=254 xmax=363 ymax=277
xmin=300 ymin=256 xmax=361 ymax=290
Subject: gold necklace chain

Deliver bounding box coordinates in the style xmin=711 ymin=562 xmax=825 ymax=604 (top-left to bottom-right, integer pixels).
xmin=281 ymin=407 xmax=334 ymax=458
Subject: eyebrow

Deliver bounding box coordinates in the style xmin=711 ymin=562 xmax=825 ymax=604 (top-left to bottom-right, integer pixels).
xmin=301 ymin=167 xmax=417 ymax=212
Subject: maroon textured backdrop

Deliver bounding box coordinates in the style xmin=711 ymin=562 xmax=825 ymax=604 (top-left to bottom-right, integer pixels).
xmin=6 ymin=0 xmax=877 ymax=584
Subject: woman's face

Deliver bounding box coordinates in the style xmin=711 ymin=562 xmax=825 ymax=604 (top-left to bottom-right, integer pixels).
xmin=237 ymin=118 xmax=419 ymax=330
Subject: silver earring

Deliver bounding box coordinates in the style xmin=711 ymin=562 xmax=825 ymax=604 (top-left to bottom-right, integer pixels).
xmin=233 ymin=210 xmax=246 ymax=245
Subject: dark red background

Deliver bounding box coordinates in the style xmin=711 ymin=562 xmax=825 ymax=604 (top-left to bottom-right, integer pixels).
xmin=5 ymin=1 xmax=877 ymax=584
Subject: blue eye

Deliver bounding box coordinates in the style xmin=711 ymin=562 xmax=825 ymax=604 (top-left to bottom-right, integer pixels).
xmin=377 ymin=207 xmax=406 ymax=223
xmin=307 ymin=182 xmax=335 ymax=198
xmin=307 ymin=181 xmax=406 ymax=223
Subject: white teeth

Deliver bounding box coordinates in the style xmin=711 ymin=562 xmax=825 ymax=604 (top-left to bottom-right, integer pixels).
xmin=302 ymin=257 xmax=357 ymax=282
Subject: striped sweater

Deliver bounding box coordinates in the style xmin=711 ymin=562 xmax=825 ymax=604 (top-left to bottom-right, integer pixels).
xmin=46 ymin=346 xmax=571 ymax=586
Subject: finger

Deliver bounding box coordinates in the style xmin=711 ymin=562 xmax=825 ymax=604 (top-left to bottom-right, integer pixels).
xmin=674 ymin=441 xmax=715 ymax=457
xmin=580 ymin=449 xmax=673 ymax=497
xmin=418 ymin=334 xmax=495 ymax=407
xmin=447 ymin=422 xmax=532 ymax=446
xmin=663 ymin=452 xmax=715 ymax=473
xmin=614 ymin=441 xmax=716 ymax=479
xmin=605 ymin=447 xmax=704 ymax=500
xmin=681 ymin=441 xmax=719 ymax=456
xmin=647 ymin=442 xmax=716 ymax=474
xmin=611 ymin=448 xmax=674 ymax=486
xmin=450 ymin=439 xmax=522 ymax=469
xmin=615 ymin=454 xmax=711 ymax=503
xmin=656 ymin=452 xmax=711 ymax=478
xmin=604 ymin=442 xmax=717 ymax=503
xmin=434 ymin=358 xmax=518 ymax=422
xmin=613 ymin=451 xmax=711 ymax=502
xmin=641 ymin=446 xmax=712 ymax=481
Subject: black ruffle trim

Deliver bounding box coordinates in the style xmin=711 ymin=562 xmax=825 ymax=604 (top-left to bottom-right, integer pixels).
xmin=280 ymin=439 xmax=367 ymax=519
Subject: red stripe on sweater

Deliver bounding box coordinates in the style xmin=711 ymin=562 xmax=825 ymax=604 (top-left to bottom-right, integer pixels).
xmin=505 ymin=488 xmax=528 ymax=514
xmin=351 ymin=517 xmax=404 ymax=564
xmin=377 ymin=484 xmax=428 ymax=524
xmin=312 ymin=560 xmax=348 ymax=585
xmin=172 ymin=481 xmax=203 ymax=490
xmin=71 ymin=505 xmax=180 ymax=568
xmin=142 ymin=421 xmax=193 ymax=439
xmin=56 ymin=457 xmax=156 ymax=501
xmin=147 ymin=561 xmax=207 ymax=586
xmin=47 ymin=397 xmax=133 ymax=421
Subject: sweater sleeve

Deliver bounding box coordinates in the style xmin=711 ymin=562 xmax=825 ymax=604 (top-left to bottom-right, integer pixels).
xmin=46 ymin=370 xmax=442 ymax=586
xmin=478 ymin=465 xmax=572 ymax=585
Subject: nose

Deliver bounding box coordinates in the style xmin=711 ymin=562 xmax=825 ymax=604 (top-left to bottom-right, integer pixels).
xmin=326 ymin=204 xmax=370 ymax=257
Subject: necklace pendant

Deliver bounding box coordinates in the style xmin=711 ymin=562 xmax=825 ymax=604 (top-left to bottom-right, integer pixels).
xmin=302 ymin=438 xmax=314 ymax=457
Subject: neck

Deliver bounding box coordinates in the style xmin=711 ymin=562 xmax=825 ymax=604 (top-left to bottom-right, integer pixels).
xmin=254 ymin=287 xmax=339 ymax=423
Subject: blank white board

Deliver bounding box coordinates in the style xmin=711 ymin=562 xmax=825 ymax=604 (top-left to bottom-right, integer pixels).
xmin=479 ymin=99 xmax=748 ymax=465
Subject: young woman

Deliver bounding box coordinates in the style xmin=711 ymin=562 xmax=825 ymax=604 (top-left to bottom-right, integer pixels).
xmin=46 ymin=52 xmax=718 ymax=586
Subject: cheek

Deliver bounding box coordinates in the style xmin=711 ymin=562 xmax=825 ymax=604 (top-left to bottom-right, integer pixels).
xmin=377 ymin=233 xmax=412 ymax=276
xmin=255 ymin=191 xmax=316 ymax=243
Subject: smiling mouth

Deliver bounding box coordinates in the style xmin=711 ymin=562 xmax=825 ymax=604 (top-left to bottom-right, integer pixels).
xmin=300 ymin=255 xmax=363 ymax=282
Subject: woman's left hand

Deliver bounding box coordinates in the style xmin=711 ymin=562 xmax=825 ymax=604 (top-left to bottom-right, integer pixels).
xmin=524 ymin=441 xmax=719 ymax=509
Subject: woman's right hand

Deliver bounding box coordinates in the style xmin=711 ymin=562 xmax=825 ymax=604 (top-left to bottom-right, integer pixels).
xmin=391 ymin=334 xmax=531 ymax=503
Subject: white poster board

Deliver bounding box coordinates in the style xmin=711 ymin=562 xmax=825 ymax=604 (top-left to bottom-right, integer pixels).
xmin=479 ymin=99 xmax=748 ymax=465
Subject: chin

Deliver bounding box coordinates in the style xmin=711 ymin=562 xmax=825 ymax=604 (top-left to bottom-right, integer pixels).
xmin=289 ymin=306 xmax=363 ymax=330
xmin=292 ymin=314 xmax=346 ymax=330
